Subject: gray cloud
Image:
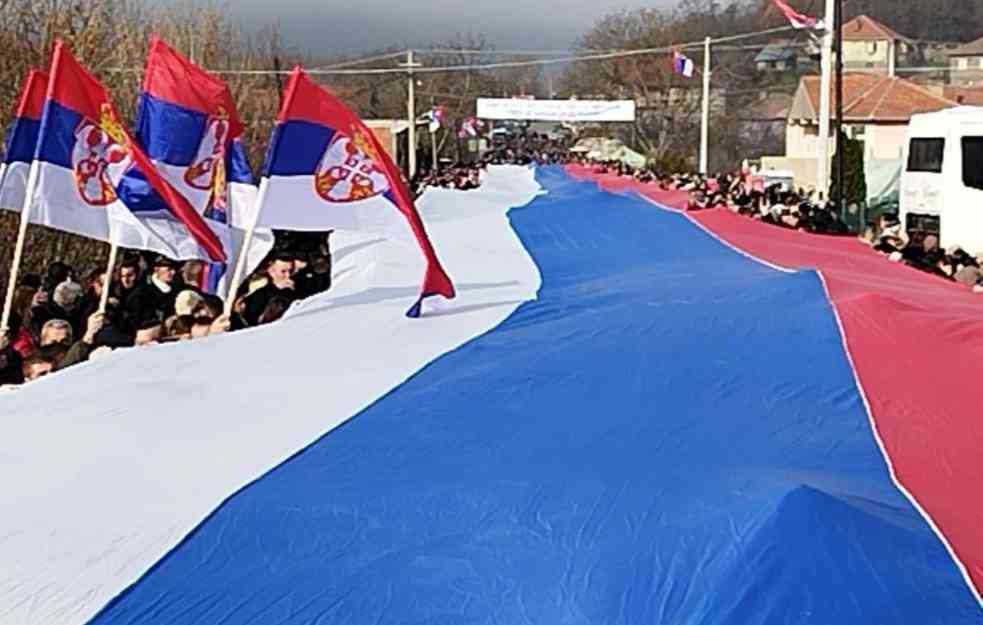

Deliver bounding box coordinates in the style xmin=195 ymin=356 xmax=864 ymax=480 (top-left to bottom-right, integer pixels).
xmin=226 ymin=0 xmax=669 ymax=55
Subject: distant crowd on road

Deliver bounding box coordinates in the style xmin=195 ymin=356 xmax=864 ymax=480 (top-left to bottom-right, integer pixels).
xmin=8 ymin=136 xmax=977 ymax=389
xmin=581 ymin=157 xmax=983 ymax=291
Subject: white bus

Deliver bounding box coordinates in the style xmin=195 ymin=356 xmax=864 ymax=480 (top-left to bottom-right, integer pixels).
xmin=900 ymin=106 xmax=983 ymax=252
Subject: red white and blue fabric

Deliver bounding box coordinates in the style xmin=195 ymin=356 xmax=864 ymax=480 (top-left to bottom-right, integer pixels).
xmin=26 ymin=41 xmax=227 ymax=261
xmin=772 ymin=0 xmax=824 ymax=29
xmin=426 ymin=105 xmax=444 ymax=133
xmin=672 ymin=50 xmax=695 ymax=78
xmin=126 ymin=36 xmax=272 ymax=293
xmin=0 ymin=68 xmax=47 ymax=213
xmin=256 ymin=67 xmax=455 ymax=317
xmin=459 ymin=116 xmax=482 ymax=138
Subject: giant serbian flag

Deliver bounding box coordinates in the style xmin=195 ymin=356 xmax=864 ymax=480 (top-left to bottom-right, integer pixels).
xmin=28 ymin=41 xmax=226 ymax=261
xmin=0 ymin=68 xmax=48 ymax=212
xmin=257 ymin=67 xmax=455 ymax=317
xmin=127 ymin=36 xmax=273 ymax=292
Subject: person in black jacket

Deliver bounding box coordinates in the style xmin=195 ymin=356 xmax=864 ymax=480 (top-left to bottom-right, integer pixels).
xmin=242 ymin=252 xmax=299 ymax=326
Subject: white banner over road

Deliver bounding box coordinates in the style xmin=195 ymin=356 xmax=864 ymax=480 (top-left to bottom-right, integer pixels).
xmin=476 ymin=98 xmax=636 ymax=122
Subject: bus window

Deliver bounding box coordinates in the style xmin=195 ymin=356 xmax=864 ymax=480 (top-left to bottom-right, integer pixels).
xmin=962 ymin=137 xmax=983 ymax=191
xmin=907 ymin=138 xmax=945 ymax=173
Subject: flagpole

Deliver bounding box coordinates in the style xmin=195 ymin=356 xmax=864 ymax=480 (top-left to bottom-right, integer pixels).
xmin=98 ymin=242 xmax=119 ymax=315
xmin=401 ymin=50 xmax=422 ymax=179
xmin=833 ymin=0 xmax=845 ymax=217
xmin=699 ymin=36 xmax=711 ymax=176
xmin=431 ymin=127 xmax=438 ymax=171
xmin=816 ymin=0 xmax=836 ymax=200
xmin=0 ymin=160 xmax=40 ymax=332
xmin=223 ymin=177 xmax=269 ymax=317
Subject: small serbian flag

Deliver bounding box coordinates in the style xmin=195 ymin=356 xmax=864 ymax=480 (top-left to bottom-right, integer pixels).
xmin=28 ymin=41 xmax=227 ymax=261
xmin=772 ymin=0 xmax=824 ymax=29
xmin=0 ymin=68 xmax=48 ymax=213
xmin=257 ymin=67 xmax=455 ymax=317
xmin=426 ymin=106 xmax=445 ymax=133
xmin=672 ymin=51 xmax=695 ymax=78
xmin=127 ymin=35 xmax=273 ymax=293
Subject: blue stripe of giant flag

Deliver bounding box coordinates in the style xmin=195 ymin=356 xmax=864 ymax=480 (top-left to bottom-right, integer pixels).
xmin=86 ymin=166 xmax=981 ymax=624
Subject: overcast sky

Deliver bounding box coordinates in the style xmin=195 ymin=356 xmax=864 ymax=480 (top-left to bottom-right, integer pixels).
xmin=227 ymin=0 xmax=672 ymax=56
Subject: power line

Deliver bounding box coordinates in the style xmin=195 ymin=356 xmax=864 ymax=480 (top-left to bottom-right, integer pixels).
xmin=103 ymin=25 xmax=806 ymax=78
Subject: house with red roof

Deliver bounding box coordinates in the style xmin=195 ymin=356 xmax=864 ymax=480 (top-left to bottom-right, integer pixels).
xmin=839 ymin=15 xmax=916 ymax=76
xmin=761 ymin=72 xmax=958 ymax=189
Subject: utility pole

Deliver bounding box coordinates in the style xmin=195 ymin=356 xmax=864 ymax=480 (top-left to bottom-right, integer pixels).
xmin=700 ymin=36 xmax=711 ymax=176
xmin=834 ymin=0 xmax=846 ymax=216
xmin=400 ymin=50 xmax=422 ymax=179
xmin=817 ymin=0 xmax=836 ymax=201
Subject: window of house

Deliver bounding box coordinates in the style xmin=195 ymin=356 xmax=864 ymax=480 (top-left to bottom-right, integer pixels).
xmin=907 ymin=138 xmax=945 ymax=173
xmin=962 ymin=137 xmax=983 ymax=190
xmin=867 ymin=41 xmax=878 ymax=55
xmin=977 ymin=57 xmax=983 ymax=69
xmin=958 ymin=58 xmax=969 ymax=70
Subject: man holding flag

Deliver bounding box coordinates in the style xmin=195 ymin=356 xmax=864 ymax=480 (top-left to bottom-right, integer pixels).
xmin=1 ymin=41 xmax=232 ymax=331
xmin=229 ymin=67 xmax=454 ymax=318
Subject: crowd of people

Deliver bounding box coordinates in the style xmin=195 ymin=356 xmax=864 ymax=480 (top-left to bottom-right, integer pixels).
xmin=582 ymin=157 xmax=983 ymax=290
xmin=411 ymin=132 xmax=572 ymax=195
xmin=6 ymin=135 xmax=979 ymax=388
xmin=1 ymin=130 xmax=575 ymax=390
xmin=0 ymin=231 xmax=332 ymax=388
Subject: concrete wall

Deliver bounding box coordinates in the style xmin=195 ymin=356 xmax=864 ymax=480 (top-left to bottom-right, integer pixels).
xmin=866 ymin=124 xmax=909 ymax=160
xmin=777 ymin=121 xmax=910 ymax=190
xmin=761 ymin=156 xmax=820 ymax=190
xmin=949 ymin=56 xmax=983 ymax=87
xmin=843 ymin=40 xmax=891 ymax=71
xmin=786 ymin=122 xmax=834 ymax=159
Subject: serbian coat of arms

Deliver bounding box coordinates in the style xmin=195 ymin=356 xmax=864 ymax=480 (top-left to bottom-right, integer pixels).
xmin=184 ymin=110 xmax=230 ymax=215
xmin=70 ymin=104 xmax=131 ymax=206
xmin=313 ymin=131 xmax=389 ymax=203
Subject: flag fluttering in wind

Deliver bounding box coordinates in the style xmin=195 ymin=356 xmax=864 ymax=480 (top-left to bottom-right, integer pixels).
xmin=672 ymin=51 xmax=695 ymax=78
xmin=128 ymin=35 xmax=273 ymax=293
xmin=772 ymin=0 xmax=824 ymax=30
xmin=254 ymin=67 xmax=455 ymax=317
xmin=25 ymin=41 xmax=228 ymax=261
xmin=0 ymin=68 xmax=48 ymax=213
xmin=425 ymin=105 xmax=445 ymax=133
xmin=459 ymin=117 xmax=482 ymax=138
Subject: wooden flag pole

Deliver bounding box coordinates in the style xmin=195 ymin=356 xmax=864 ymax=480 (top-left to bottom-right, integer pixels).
xmin=97 ymin=242 xmax=119 ymax=315
xmin=431 ymin=127 xmax=439 ymax=171
xmin=1 ymin=160 xmax=41 ymax=332
xmin=223 ymin=178 xmax=269 ymax=317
